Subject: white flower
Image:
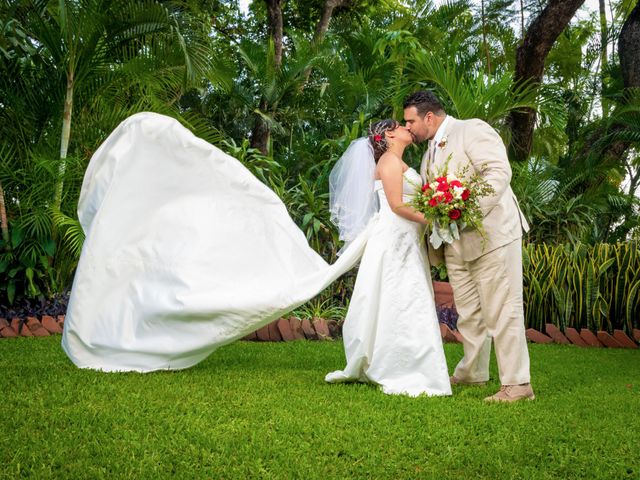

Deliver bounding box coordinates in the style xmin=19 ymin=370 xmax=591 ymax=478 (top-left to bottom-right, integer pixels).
xmin=453 ymin=186 xmax=464 ymax=199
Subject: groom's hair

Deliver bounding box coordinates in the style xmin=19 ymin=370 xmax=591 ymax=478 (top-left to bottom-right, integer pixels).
xmin=403 ymin=91 xmax=445 ymax=117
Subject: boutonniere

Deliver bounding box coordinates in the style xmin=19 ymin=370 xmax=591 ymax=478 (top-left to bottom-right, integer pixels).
xmin=437 ymin=136 xmax=448 ymax=149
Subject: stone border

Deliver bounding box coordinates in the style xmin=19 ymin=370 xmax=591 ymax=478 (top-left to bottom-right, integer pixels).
xmin=1 ymin=315 xmax=638 ymax=349
xmin=524 ymin=324 xmax=639 ymax=349
xmin=0 ymin=316 xmax=65 ymax=337
xmin=241 ymin=317 xmax=467 ymax=344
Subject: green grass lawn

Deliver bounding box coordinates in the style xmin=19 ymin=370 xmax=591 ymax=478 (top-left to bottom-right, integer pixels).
xmin=1 ymin=337 xmax=638 ymax=479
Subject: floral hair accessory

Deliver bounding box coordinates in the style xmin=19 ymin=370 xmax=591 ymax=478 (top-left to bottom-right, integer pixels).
xmin=368 ymin=119 xmax=399 ymax=161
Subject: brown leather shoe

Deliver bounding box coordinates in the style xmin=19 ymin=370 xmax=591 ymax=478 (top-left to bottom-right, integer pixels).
xmin=484 ymin=384 xmax=535 ymax=402
xmin=450 ymin=375 xmax=487 ymax=386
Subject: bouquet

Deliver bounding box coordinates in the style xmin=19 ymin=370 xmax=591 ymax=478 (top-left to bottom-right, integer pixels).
xmin=409 ymin=154 xmax=495 ymax=249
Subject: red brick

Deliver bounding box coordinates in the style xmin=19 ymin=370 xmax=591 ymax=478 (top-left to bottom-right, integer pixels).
xmin=439 ymin=323 xmax=457 ymax=343
xmin=276 ymin=318 xmax=295 ymax=341
xmin=565 ymin=327 xmax=588 ymax=347
xmin=42 ymin=315 xmax=63 ymax=334
xmin=312 ymin=317 xmax=331 ymax=340
xmin=634 ymin=329 xmax=640 ymax=343
xmin=243 ymin=331 xmax=257 ymax=341
xmin=256 ymin=324 xmax=270 ymax=341
xmin=613 ymin=330 xmax=638 ymax=349
xmin=300 ymin=319 xmax=317 ymax=340
xmin=545 ymin=323 xmax=571 ymax=345
xmin=327 ymin=320 xmax=341 ymax=338
xmin=11 ymin=318 xmax=32 ymax=337
xmin=525 ymin=328 xmax=553 ymax=344
xmin=597 ymin=331 xmax=623 ymax=348
xmin=288 ymin=317 xmax=306 ymax=340
xmin=267 ymin=321 xmax=282 ymax=341
xmin=580 ymin=329 xmax=603 ymax=347
xmin=433 ymin=281 xmax=455 ymax=308
xmin=26 ymin=316 xmax=49 ymax=337
xmin=0 ymin=318 xmax=17 ymax=338
xmin=57 ymin=315 xmax=65 ymax=329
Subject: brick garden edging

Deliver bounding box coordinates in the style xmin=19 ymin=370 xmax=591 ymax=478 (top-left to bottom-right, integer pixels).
xmin=246 ymin=318 xmax=639 ymax=348
xmin=1 ymin=315 xmax=638 ymax=349
xmin=0 ymin=315 xmax=65 ymax=337
xmin=524 ymin=323 xmax=639 ymax=349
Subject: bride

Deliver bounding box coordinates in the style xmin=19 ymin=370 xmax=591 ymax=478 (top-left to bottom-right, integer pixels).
xmin=325 ymin=119 xmax=450 ymax=396
xmin=61 ymin=112 xmax=451 ymax=397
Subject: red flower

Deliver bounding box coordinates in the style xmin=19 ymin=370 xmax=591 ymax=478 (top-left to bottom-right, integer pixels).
xmin=374 ymin=134 xmax=382 ymax=142
xmin=436 ymin=181 xmax=449 ymax=192
xmin=443 ymin=192 xmax=453 ymax=203
xmin=421 ymin=184 xmax=431 ymax=193
xmin=449 ymin=180 xmax=462 ymax=188
xmin=428 ymin=198 xmax=438 ymax=207
xmin=448 ymin=209 xmax=461 ymax=220
xmin=461 ymin=189 xmax=470 ymax=201
xmin=436 ymin=176 xmax=447 ymax=183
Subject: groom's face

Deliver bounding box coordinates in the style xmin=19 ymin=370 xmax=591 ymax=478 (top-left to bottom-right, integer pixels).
xmin=404 ymin=107 xmax=436 ymax=144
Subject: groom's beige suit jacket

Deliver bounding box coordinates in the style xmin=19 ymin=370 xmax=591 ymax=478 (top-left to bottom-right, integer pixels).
xmin=420 ymin=116 xmax=529 ymax=265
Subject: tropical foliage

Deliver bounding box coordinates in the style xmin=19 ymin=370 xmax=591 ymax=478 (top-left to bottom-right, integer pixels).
xmin=1 ymin=0 xmax=639 ymax=334
xmin=523 ymin=242 xmax=640 ymax=332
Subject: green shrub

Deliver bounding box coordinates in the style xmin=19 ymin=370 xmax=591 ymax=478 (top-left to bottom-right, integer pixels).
xmin=523 ymin=242 xmax=640 ymax=333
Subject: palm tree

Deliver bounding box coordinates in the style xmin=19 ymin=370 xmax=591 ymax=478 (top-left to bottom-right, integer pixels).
xmin=13 ymin=0 xmax=212 ymax=211
xmin=407 ymin=51 xmax=547 ymax=130
xmin=0 ymin=0 xmax=217 ymax=302
xmin=236 ymin=35 xmax=321 ymax=155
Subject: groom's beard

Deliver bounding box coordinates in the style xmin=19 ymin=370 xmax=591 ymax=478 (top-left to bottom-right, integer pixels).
xmin=410 ymin=132 xmax=427 ymax=144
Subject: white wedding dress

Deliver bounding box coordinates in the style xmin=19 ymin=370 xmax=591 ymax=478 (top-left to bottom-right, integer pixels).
xmin=61 ymin=112 xmax=450 ymax=397
xmin=325 ymin=170 xmax=451 ymax=397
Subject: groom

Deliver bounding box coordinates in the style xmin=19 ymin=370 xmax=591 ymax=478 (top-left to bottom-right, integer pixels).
xmin=403 ymin=90 xmax=534 ymax=402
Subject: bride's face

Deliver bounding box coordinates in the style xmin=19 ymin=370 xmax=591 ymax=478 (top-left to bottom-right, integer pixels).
xmin=388 ymin=125 xmax=413 ymax=146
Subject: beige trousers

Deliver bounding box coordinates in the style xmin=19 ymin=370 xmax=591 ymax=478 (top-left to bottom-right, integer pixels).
xmin=446 ymin=239 xmax=531 ymax=385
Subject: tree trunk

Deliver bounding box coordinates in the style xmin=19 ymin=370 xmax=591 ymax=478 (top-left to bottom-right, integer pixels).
xmin=314 ymin=0 xmax=348 ymax=44
xmin=302 ymin=0 xmax=349 ymax=86
xmin=507 ymin=0 xmax=586 ymax=162
xmin=599 ymin=0 xmax=609 ymax=117
xmin=481 ymin=0 xmax=492 ymax=74
xmin=593 ymin=1 xmax=640 ymax=162
xmin=574 ymin=3 xmax=640 ymax=167
xmin=250 ymin=99 xmax=271 ymax=155
xmin=54 ymin=72 xmax=74 ymax=211
xmin=0 ymin=180 xmax=9 ymax=249
xmin=620 ymin=2 xmax=640 ymax=90
xmin=251 ymin=0 xmax=284 ymax=154
xmin=519 ymin=0 xmax=525 ymax=41
xmin=264 ymin=0 xmax=283 ymax=68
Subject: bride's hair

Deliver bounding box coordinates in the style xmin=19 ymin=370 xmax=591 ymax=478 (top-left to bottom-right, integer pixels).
xmin=368 ymin=119 xmax=399 ymax=162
